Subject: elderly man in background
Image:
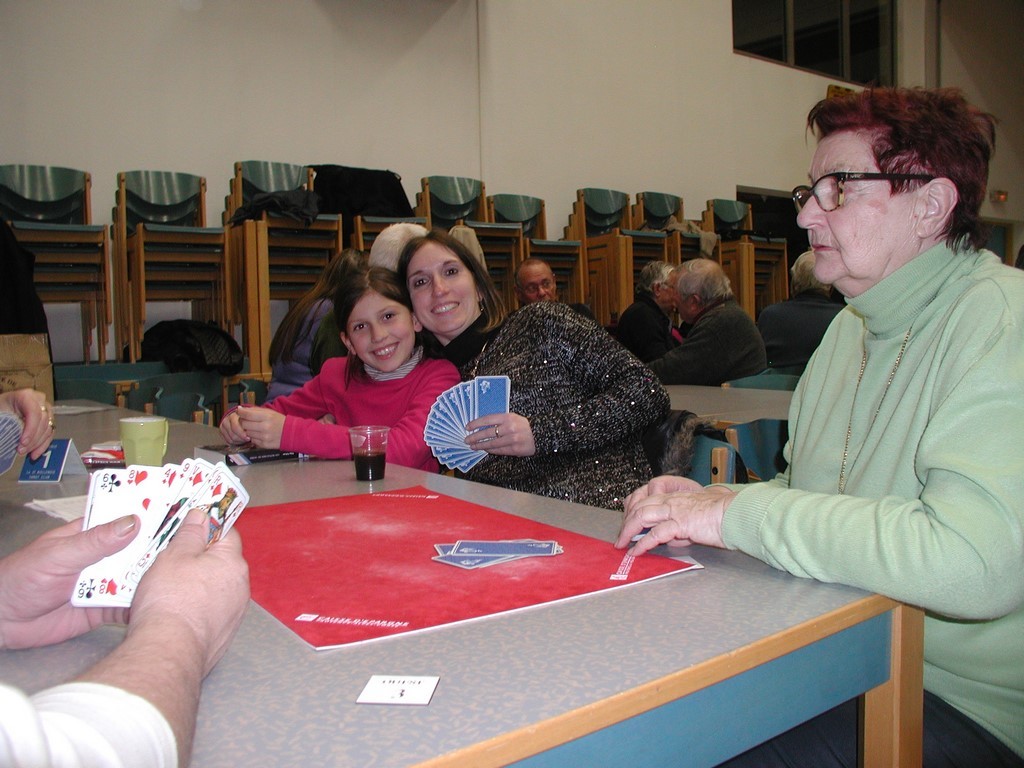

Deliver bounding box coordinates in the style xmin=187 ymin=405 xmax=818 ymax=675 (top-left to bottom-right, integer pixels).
xmin=647 ymin=258 xmax=766 ymax=385
xmin=756 ymin=249 xmax=844 ymax=372
xmin=614 ymin=260 xmax=681 ymax=362
xmin=514 ymin=257 xmax=594 ymax=319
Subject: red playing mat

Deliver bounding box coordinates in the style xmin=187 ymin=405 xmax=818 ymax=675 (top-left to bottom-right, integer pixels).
xmin=235 ymin=485 xmax=700 ymax=649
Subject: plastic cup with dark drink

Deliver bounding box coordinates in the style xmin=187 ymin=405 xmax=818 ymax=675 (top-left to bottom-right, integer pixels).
xmin=348 ymin=426 xmax=390 ymax=481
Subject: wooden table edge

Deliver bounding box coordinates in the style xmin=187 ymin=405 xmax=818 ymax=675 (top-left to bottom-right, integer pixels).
xmin=413 ymin=594 xmax=921 ymax=768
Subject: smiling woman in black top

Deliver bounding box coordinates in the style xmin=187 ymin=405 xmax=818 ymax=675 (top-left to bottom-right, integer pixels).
xmin=398 ymin=229 xmax=669 ymax=510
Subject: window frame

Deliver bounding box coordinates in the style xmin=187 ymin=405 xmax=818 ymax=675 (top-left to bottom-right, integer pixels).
xmin=732 ymin=0 xmax=895 ymax=86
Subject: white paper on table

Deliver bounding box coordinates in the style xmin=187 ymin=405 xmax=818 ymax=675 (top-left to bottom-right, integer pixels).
xmin=26 ymin=495 xmax=87 ymax=521
xmin=356 ymin=675 xmax=439 ymax=706
xmin=53 ymin=405 xmax=107 ymax=416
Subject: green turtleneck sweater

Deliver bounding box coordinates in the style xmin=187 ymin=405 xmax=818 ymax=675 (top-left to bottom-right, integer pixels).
xmin=723 ymin=243 xmax=1024 ymax=758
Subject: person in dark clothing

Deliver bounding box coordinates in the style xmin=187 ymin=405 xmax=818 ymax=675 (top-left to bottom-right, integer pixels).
xmin=0 ymin=217 xmax=48 ymax=335
xmin=615 ymin=260 xmax=680 ymax=362
xmin=648 ymin=259 xmax=766 ymax=385
xmin=757 ymin=250 xmax=844 ymax=372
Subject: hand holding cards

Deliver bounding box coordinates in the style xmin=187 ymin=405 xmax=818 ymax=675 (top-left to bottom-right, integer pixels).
xmin=424 ymin=376 xmax=510 ymax=472
xmin=73 ymin=458 xmax=250 ymax=607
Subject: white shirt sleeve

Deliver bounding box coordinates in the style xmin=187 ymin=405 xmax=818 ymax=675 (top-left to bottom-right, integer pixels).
xmin=0 ymin=682 xmax=176 ymax=768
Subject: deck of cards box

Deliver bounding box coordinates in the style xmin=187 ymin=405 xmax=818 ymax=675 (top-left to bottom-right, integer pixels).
xmin=80 ymin=441 xmax=126 ymax=469
xmin=73 ymin=457 xmax=250 ymax=607
xmin=424 ymin=376 xmax=510 ymax=472
xmin=194 ymin=442 xmax=304 ymax=465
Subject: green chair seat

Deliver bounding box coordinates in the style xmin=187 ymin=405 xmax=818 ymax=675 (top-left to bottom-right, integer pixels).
xmin=725 ymin=419 xmax=789 ymax=481
xmin=639 ymin=191 xmax=683 ymax=229
xmin=622 ymin=228 xmax=667 ymax=240
xmin=54 ymin=378 xmax=119 ymax=405
xmin=490 ymin=194 xmax=544 ymax=239
xmin=723 ymin=372 xmax=801 ymax=390
xmin=10 ymin=221 xmax=105 ymax=233
xmin=581 ymin=188 xmax=630 ymax=236
xmin=0 ymin=164 xmax=91 ymax=223
xmin=424 ymin=176 xmax=483 ymax=230
xmin=126 ymin=371 xmax=223 ymax=414
xmin=238 ymin=160 xmax=308 ymax=202
xmin=530 ymin=238 xmax=582 ymax=247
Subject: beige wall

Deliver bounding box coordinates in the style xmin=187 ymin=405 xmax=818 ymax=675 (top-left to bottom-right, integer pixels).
xmin=478 ymin=0 xmax=830 ymax=230
xmin=939 ymin=0 xmax=1024 ymax=253
xmin=1 ymin=0 xmax=482 ymax=225
xmin=2 ymin=0 xmax=1020 ymax=359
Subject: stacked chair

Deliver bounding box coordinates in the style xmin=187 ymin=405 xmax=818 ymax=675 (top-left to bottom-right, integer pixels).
xmin=415 ymin=176 xmax=487 ymax=231
xmin=462 ymin=218 xmax=524 ymax=311
xmin=702 ymin=199 xmax=789 ymax=319
xmin=226 ymin=160 xmax=343 ymax=302
xmin=484 ymin=194 xmax=586 ymax=311
xmin=224 ymin=161 xmax=343 ymax=375
xmin=125 ymin=370 xmax=223 ymax=423
xmin=631 ymin=191 xmax=704 ymax=262
xmin=0 ymin=164 xmax=110 ymax=362
xmin=112 ymin=170 xmax=228 ymax=362
xmin=564 ymin=188 xmax=634 ymax=325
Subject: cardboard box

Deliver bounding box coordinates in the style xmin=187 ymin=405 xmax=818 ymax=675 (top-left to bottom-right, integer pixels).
xmin=0 ymin=334 xmax=54 ymax=401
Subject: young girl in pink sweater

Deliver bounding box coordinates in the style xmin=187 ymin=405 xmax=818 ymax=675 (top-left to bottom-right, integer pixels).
xmin=219 ymin=266 xmax=460 ymax=471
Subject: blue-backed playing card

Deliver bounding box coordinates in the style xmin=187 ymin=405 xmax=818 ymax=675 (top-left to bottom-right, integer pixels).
xmin=424 ymin=378 xmax=512 ymax=471
xmin=0 ymin=411 xmax=23 ymax=476
xmin=451 ymin=539 xmax=562 ymax=557
xmin=472 ymin=376 xmax=510 ymax=419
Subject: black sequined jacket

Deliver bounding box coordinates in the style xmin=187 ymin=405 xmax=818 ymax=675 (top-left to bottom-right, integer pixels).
xmin=444 ymin=302 xmax=670 ymax=510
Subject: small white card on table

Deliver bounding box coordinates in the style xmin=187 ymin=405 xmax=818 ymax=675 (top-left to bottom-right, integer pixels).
xmin=356 ymin=675 xmax=439 ymax=706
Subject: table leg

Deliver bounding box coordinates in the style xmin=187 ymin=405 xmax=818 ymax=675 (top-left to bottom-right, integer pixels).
xmin=860 ymin=603 xmax=924 ymax=767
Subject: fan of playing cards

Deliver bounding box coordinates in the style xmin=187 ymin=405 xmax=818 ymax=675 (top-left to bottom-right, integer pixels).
xmin=0 ymin=411 xmax=24 ymax=476
xmin=423 ymin=376 xmax=510 ymax=472
xmin=73 ymin=457 xmax=249 ymax=608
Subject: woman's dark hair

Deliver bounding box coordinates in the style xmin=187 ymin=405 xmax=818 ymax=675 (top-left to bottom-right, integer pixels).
xmin=807 ymin=87 xmax=997 ymax=251
xmin=269 ymin=248 xmax=367 ymax=364
xmin=333 ymin=264 xmax=420 ymax=381
xmin=396 ymin=229 xmax=507 ymax=334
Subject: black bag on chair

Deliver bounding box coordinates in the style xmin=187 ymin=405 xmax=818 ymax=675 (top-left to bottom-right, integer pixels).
xmin=141 ymin=320 xmax=244 ymax=375
xmin=642 ymin=409 xmax=748 ymax=481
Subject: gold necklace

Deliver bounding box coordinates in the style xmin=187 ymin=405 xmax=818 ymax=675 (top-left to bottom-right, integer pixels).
xmin=467 ymin=339 xmax=490 ymax=378
xmin=837 ymin=327 xmax=912 ymax=494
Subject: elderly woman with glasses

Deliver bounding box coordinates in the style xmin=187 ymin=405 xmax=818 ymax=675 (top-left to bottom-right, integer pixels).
xmin=618 ymin=87 xmax=1024 ymax=767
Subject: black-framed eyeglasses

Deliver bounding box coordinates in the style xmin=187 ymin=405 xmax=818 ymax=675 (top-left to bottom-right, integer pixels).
xmin=791 ymin=171 xmax=935 ymax=213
